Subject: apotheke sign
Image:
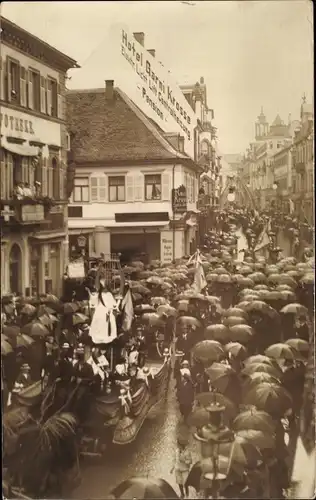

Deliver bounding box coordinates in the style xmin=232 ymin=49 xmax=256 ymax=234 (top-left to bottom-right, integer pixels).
xmin=119 ymin=28 xmax=197 ymax=158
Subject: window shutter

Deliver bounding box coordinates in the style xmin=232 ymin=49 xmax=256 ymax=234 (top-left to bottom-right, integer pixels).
xmin=134 ymin=173 xmax=144 ymax=201
xmin=98 ymin=176 xmax=107 ymax=202
xmin=126 ymin=174 xmax=134 ymax=202
xmin=57 ymin=83 xmax=62 ymax=119
xmin=40 ymin=76 xmax=46 ymax=113
xmin=28 ymin=70 xmax=33 ymax=110
xmin=90 ymin=177 xmax=99 ymax=202
xmin=161 ymin=172 xmax=170 ymax=201
xmin=0 ymin=150 xmax=5 ymax=199
xmin=42 ymin=157 xmax=47 ymax=196
xmin=7 ymin=58 xmax=12 ymax=102
xmin=47 ymin=79 xmax=52 ymax=116
xmin=20 ymin=67 xmax=27 ymax=107
xmin=0 ymin=56 xmax=3 ymax=101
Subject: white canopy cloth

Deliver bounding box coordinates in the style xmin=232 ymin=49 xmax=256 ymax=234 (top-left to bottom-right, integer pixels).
xmin=88 ymin=291 xmax=118 ymax=344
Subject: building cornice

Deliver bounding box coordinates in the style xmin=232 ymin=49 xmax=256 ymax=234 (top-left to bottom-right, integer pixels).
xmin=74 ymin=156 xmax=203 ymax=172
xmin=0 ymin=17 xmax=79 ymax=72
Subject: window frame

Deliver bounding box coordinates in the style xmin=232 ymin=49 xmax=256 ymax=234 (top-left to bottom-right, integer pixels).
xmin=47 ymin=76 xmax=58 ymax=117
xmin=7 ymin=56 xmax=20 ymax=104
xmin=73 ymin=176 xmax=90 ymax=202
xmin=108 ymin=175 xmax=126 ymax=202
xmin=28 ymin=67 xmax=41 ymax=112
xmin=144 ymin=173 xmax=162 ymax=201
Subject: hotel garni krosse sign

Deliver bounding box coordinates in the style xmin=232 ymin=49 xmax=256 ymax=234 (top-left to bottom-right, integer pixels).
xmin=118 ymin=28 xmax=198 ymax=158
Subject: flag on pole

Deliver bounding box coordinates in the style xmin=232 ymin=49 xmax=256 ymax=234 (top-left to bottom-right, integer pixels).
xmin=192 ymin=250 xmax=207 ymax=293
xmin=254 ymin=223 xmax=270 ymax=253
xmin=121 ymin=287 xmax=134 ymax=332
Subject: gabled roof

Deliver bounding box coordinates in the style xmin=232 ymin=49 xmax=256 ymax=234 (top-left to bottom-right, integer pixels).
xmin=66 ymin=87 xmax=195 ymax=165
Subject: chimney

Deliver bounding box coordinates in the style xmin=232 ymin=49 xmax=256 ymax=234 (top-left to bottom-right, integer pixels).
xmin=200 ymin=76 xmax=204 ymax=85
xmin=105 ymin=80 xmax=114 ymax=100
xmin=133 ymin=32 xmax=145 ymax=46
xmin=147 ymin=49 xmax=155 ymax=58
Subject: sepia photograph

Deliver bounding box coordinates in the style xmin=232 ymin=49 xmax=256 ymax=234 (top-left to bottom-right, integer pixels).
xmin=0 ymin=1 xmax=314 ymax=499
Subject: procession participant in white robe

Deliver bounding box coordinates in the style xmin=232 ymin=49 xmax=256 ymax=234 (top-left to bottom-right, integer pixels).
xmin=88 ymin=281 xmax=119 ymax=345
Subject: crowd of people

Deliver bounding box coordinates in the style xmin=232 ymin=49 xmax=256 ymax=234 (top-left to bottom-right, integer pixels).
xmin=1 ymin=205 xmax=314 ymax=499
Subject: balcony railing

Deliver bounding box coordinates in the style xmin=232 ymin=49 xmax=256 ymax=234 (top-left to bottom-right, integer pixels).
xmin=0 ymin=197 xmax=57 ymax=227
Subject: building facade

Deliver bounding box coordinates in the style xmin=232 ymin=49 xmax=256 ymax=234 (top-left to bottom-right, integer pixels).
xmin=291 ymin=100 xmax=314 ymax=224
xmin=66 ymin=83 xmax=202 ymax=265
xmin=0 ymin=17 xmax=78 ymax=296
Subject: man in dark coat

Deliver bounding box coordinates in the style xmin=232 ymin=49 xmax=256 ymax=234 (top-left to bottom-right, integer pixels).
xmin=176 ymin=371 xmax=195 ymax=422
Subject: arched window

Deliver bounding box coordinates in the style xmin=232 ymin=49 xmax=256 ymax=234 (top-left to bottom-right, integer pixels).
xmin=201 ymin=140 xmax=210 ymax=156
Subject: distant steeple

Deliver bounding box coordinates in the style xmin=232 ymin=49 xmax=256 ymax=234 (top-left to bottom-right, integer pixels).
xmin=255 ymin=107 xmax=269 ymax=140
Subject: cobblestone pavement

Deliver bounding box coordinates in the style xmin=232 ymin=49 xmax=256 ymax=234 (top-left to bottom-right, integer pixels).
xmin=72 ymin=378 xmax=201 ymax=499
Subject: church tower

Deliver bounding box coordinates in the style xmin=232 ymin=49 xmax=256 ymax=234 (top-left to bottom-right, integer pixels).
xmin=255 ymin=107 xmax=269 ymax=141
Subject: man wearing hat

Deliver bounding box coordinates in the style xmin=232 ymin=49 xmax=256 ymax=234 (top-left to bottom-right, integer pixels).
xmin=55 ymin=343 xmax=75 ymax=384
xmin=176 ymin=367 xmax=195 ymax=423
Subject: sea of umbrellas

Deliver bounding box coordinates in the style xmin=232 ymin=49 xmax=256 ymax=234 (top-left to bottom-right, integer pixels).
xmin=1 ymin=218 xmax=314 ymax=499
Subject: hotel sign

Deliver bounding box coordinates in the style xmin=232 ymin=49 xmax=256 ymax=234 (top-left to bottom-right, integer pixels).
xmin=118 ymin=27 xmax=197 ymax=158
xmin=0 ymin=113 xmax=35 ymax=135
xmin=172 ymin=185 xmax=187 ymax=215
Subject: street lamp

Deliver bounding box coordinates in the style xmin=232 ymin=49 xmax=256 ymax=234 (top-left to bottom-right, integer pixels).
xmin=193 ymin=403 xmax=235 ymax=498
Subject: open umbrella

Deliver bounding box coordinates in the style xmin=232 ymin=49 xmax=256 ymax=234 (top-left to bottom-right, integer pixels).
xmin=223 ymin=308 xmax=248 ymax=320
xmin=1 ymin=339 xmax=13 ymax=355
xmin=244 ymin=372 xmax=281 ymax=388
xmin=43 ymin=294 xmax=60 ymax=303
xmin=233 ymin=408 xmax=276 ymax=433
xmin=237 ymin=277 xmax=255 ymax=289
xmin=111 ymin=477 xmax=179 ymax=499
xmin=238 ymin=266 xmax=253 ymax=276
xmin=228 ymin=325 xmax=254 ymax=344
xmin=205 ymin=363 xmax=240 ymax=395
xmin=235 ymin=429 xmax=275 ymax=450
xmin=223 ymin=316 xmax=246 ymax=327
xmin=130 ymin=284 xmax=151 ymax=295
xmin=218 ymin=436 xmax=262 ymax=475
xmin=277 ymin=275 xmax=298 ymax=288
xmin=244 ymin=355 xmax=277 ymax=366
xmin=192 ymin=340 xmax=225 ymax=364
xmin=243 ymin=301 xmax=279 ymax=321
xmin=146 ymin=276 xmax=165 ymax=286
xmin=37 ymin=305 xmax=56 ymax=316
xmin=2 ymin=325 xmax=20 ymax=338
xmin=177 ymin=316 xmax=202 ymax=329
xmin=248 ymin=272 xmax=267 ymax=284
xmin=38 ymin=314 xmax=58 ymax=327
xmin=177 ymin=299 xmax=189 ymax=312
xmin=265 ymin=343 xmax=295 ymax=360
xmin=142 ymin=313 xmax=165 ymax=327
xmin=157 ymin=305 xmax=177 ymax=317
xmin=206 ymin=273 xmax=218 ymax=283
xmin=138 ymin=270 xmax=158 ymax=279
xmin=238 ymin=289 xmax=260 ymax=300
xmin=241 ymin=363 xmax=282 ymax=379
xmin=135 ymin=304 xmax=156 ymax=314
xmin=279 ymin=290 xmax=296 ymax=303
xmin=244 ymin=382 xmax=292 ymax=416
xmin=20 ymin=304 xmax=36 ymax=315
xmin=73 ymin=312 xmax=89 ymax=325
xmin=285 ymin=338 xmax=309 ymax=355
xmin=214 ymin=267 xmax=229 ymax=275
xmin=151 ymin=296 xmax=168 ymax=307
xmin=21 ymin=321 xmax=50 ymax=338
xmin=205 ymin=324 xmax=229 ymax=343
xmin=300 ymin=273 xmax=314 ymax=286
xmin=225 ymin=342 xmax=248 ymax=361
xmin=253 ymin=284 xmax=269 ymax=291
xmin=280 ymin=303 xmax=309 ymax=316
xmin=217 ymin=274 xmax=232 ymax=284
xmin=63 ymin=302 xmax=80 ymax=314
xmin=13 ymin=334 xmax=35 ymax=349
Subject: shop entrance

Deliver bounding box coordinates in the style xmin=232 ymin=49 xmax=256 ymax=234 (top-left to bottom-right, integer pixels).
xmin=9 ymin=243 xmax=22 ymax=294
xmin=111 ymin=232 xmax=160 ymax=264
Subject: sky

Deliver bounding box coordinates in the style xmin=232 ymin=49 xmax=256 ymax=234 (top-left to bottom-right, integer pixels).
xmin=1 ymin=0 xmax=313 ymax=154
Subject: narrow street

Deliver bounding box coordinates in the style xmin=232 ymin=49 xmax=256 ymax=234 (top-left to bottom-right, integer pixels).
xmin=72 ymin=378 xmax=200 ymax=499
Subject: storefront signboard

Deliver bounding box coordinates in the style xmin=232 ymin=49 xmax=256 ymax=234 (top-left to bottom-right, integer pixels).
xmin=161 ymin=231 xmax=173 ymax=264
xmin=68 ymin=260 xmax=85 ymax=279
xmin=172 ymin=185 xmax=187 ymax=215
xmin=21 ymin=204 xmax=44 ymax=222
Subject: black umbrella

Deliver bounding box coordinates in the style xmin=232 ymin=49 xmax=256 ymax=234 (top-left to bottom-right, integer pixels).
xmin=111 ymin=477 xmax=179 ymax=499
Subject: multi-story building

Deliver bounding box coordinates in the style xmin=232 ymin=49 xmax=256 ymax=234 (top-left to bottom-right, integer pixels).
xmin=66 ymin=82 xmax=203 ymax=265
xmin=291 ymin=98 xmax=314 ymax=224
xmin=0 ymin=16 xmax=78 ymax=296
xmin=180 ymin=77 xmax=222 ymax=209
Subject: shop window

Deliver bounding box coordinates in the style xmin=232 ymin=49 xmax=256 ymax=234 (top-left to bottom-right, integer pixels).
xmin=145 ymin=174 xmax=161 ymax=200
xmin=28 ymin=69 xmax=40 ymax=112
xmin=109 ymin=175 xmax=125 ymax=202
xmin=74 ymin=177 xmax=89 ymax=202
xmin=7 ymin=58 xmax=20 ymax=103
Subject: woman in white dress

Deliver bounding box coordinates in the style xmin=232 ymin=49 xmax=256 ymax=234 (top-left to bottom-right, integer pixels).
xmin=88 ymin=281 xmax=119 ymax=345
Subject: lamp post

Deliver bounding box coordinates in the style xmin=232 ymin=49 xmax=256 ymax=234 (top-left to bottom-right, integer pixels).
xmin=194 ymin=403 xmax=235 ymax=499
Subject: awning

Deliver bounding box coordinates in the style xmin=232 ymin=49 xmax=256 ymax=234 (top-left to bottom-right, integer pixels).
xmin=1 ymin=138 xmax=39 ymax=157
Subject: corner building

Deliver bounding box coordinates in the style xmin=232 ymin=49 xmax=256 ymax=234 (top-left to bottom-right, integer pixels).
xmin=0 ymin=16 xmax=78 ymax=296
xmin=66 ymin=82 xmax=202 ymax=265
